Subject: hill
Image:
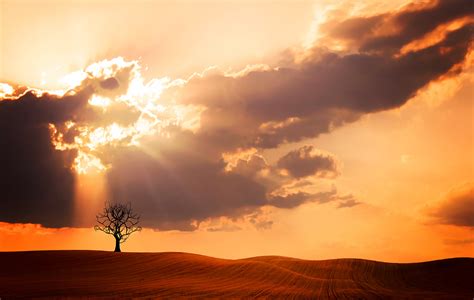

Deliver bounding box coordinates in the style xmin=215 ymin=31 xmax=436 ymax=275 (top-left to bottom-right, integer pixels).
xmin=0 ymin=251 xmax=472 ymax=298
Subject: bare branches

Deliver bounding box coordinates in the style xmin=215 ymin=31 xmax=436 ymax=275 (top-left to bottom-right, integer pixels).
xmin=95 ymin=201 xmax=142 ymax=251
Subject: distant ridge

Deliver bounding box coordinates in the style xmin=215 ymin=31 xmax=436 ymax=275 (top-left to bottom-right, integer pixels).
xmin=0 ymin=251 xmax=472 ymax=298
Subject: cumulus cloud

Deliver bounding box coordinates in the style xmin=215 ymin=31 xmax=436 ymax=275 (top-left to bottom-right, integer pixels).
xmin=0 ymin=0 xmax=471 ymax=230
xmin=430 ymin=182 xmax=474 ymax=227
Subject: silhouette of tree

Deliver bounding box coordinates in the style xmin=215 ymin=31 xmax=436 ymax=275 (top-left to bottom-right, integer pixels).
xmin=95 ymin=202 xmax=142 ymax=252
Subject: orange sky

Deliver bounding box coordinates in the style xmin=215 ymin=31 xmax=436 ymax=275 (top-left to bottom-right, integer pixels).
xmin=0 ymin=0 xmax=472 ymax=262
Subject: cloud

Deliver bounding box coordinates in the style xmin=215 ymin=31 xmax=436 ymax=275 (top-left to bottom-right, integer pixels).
xmin=268 ymin=189 xmax=338 ymax=209
xmin=106 ymin=1 xmax=472 ymax=231
xmin=251 ymin=219 xmax=273 ymax=230
xmin=105 ymin=130 xmax=345 ymax=229
xmin=337 ymin=196 xmax=361 ymax=208
xmin=0 ymin=59 xmax=160 ymax=227
xmin=99 ymin=77 xmax=120 ymax=90
xmin=0 ymin=90 xmax=93 ymax=227
xmin=277 ymin=145 xmax=339 ymax=178
xmin=430 ymin=182 xmax=474 ymax=227
xmin=206 ymin=223 xmax=242 ymax=232
xmin=323 ymin=0 xmax=472 ymax=54
xmin=0 ymin=0 xmax=472 ymax=230
xmin=168 ymin=0 xmax=472 ymax=150
xmin=105 ymin=141 xmax=267 ymax=230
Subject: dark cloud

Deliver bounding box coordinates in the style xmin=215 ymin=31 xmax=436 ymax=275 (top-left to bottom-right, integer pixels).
xmin=267 ymin=188 xmax=360 ymax=210
xmin=0 ymin=0 xmax=472 ymax=230
xmin=324 ymin=0 xmax=472 ymax=54
xmin=0 ymin=90 xmax=92 ymax=124
xmin=0 ymin=90 xmax=93 ymax=227
xmin=104 ymin=131 xmax=345 ymax=229
xmin=0 ymin=66 xmax=137 ymax=228
xmin=431 ymin=183 xmax=474 ymax=227
xmin=359 ymin=0 xmax=472 ymax=53
xmin=277 ymin=145 xmax=339 ymax=178
xmin=105 ymin=141 xmax=267 ymax=230
xmin=169 ymin=0 xmax=472 ymax=150
xmin=268 ymin=189 xmax=338 ymax=209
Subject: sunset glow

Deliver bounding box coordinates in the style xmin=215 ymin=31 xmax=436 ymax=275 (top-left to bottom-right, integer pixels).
xmin=0 ymin=0 xmax=472 ymax=264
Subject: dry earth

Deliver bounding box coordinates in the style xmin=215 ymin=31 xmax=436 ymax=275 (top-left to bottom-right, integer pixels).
xmin=0 ymin=251 xmax=472 ymax=299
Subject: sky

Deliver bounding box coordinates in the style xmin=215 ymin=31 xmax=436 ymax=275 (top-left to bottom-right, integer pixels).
xmin=0 ymin=0 xmax=472 ymax=262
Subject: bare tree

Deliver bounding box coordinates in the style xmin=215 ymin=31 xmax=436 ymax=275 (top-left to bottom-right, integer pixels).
xmin=95 ymin=202 xmax=142 ymax=252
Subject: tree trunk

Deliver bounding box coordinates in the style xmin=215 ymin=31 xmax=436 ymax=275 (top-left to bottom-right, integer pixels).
xmin=114 ymin=237 xmax=121 ymax=252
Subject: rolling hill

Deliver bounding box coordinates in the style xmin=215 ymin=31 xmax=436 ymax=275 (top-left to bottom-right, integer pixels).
xmin=0 ymin=251 xmax=472 ymax=299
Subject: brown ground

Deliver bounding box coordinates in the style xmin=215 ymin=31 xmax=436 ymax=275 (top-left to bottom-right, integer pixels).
xmin=0 ymin=251 xmax=472 ymax=299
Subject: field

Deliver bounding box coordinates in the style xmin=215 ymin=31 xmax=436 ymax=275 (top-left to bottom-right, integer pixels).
xmin=0 ymin=251 xmax=472 ymax=299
